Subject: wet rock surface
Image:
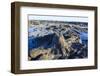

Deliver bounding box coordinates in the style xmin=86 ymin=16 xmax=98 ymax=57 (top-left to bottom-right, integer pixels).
xmin=28 ymin=20 xmax=88 ymax=60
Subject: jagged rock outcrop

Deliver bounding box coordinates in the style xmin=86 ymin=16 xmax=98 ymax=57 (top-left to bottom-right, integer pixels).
xmin=28 ymin=20 xmax=88 ymax=60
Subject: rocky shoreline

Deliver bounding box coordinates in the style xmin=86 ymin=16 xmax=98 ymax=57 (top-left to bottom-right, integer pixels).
xmin=28 ymin=20 xmax=88 ymax=60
